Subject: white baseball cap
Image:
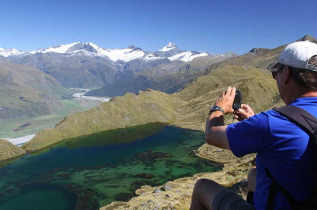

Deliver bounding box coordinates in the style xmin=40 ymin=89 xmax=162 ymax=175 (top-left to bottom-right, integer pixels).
xmin=269 ymin=41 xmax=317 ymax=72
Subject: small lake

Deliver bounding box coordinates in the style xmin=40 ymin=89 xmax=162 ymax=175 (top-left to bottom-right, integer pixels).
xmin=0 ymin=123 xmax=220 ymax=210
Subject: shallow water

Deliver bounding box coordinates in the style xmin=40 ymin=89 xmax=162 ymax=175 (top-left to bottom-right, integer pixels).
xmin=0 ymin=123 xmax=220 ymax=210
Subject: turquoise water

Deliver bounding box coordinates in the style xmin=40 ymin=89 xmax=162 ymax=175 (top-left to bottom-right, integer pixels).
xmin=0 ymin=124 xmax=220 ymax=210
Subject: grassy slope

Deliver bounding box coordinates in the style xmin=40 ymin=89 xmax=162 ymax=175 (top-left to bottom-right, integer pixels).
xmin=0 ymin=58 xmax=71 ymax=118
xmin=175 ymin=65 xmax=278 ymax=124
xmin=22 ymin=90 xmax=182 ymax=152
xmin=0 ymin=58 xmax=68 ymax=104
xmin=0 ymin=139 xmax=25 ymax=161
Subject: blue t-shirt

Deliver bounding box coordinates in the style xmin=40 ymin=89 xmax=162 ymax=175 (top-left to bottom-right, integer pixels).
xmin=226 ymin=97 xmax=317 ymax=210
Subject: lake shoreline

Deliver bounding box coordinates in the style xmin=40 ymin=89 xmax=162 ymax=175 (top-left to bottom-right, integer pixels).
xmin=101 ymin=150 xmax=255 ymax=209
xmin=0 ymin=124 xmax=222 ymax=210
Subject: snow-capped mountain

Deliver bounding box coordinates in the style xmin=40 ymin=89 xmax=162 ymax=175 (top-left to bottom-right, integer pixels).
xmin=30 ymin=42 xmax=147 ymax=62
xmin=159 ymin=42 xmax=177 ymax=52
xmin=168 ymin=51 xmax=209 ymax=62
xmin=0 ymin=48 xmax=24 ymax=57
xmin=1 ymin=42 xmax=215 ymax=63
xmin=3 ymin=42 xmax=236 ymax=92
xmin=155 ymin=42 xmax=212 ymax=62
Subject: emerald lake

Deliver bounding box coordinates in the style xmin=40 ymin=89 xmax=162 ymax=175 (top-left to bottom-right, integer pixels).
xmin=0 ymin=124 xmax=220 ymax=210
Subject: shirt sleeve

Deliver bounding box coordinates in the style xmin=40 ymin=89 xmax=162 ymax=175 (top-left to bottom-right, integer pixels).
xmin=226 ymin=112 xmax=269 ymax=157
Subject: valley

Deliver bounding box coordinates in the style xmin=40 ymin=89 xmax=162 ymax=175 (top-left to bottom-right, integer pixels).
xmin=0 ymin=88 xmax=109 ymax=145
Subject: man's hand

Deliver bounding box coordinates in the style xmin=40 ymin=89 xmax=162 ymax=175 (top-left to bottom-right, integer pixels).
xmin=214 ymin=86 xmax=236 ymax=114
xmin=233 ymin=104 xmax=255 ymax=121
xmin=204 ymin=86 xmax=237 ymax=150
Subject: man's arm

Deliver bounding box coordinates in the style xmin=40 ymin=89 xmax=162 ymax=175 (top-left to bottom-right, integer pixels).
xmin=205 ymin=111 xmax=230 ymax=149
xmin=205 ymin=87 xmax=256 ymax=150
xmin=205 ymin=86 xmax=236 ymax=150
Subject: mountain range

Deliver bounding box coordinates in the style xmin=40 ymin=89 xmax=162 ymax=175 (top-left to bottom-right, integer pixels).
xmin=1 ymin=36 xmax=314 ymax=120
xmin=1 ymin=42 xmax=236 ymax=95
xmin=0 ymin=41 xmax=228 ymax=63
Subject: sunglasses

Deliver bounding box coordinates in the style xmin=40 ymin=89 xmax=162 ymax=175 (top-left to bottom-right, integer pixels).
xmin=271 ymin=65 xmax=285 ymax=79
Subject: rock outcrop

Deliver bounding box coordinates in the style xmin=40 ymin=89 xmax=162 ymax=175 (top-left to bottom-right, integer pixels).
xmin=101 ymin=154 xmax=255 ymax=209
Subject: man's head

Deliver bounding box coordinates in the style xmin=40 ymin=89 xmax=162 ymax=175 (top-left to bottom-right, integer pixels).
xmin=270 ymin=41 xmax=317 ymax=90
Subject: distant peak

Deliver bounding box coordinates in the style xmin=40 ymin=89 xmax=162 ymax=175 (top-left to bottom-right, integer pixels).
xmin=74 ymin=42 xmax=99 ymax=47
xmin=81 ymin=42 xmax=100 ymax=47
xmin=159 ymin=42 xmax=177 ymax=52
xmin=0 ymin=47 xmax=25 ymax=57
xmin=128 ymin=45 xmax=142 ymax=50
xmin=166 ymin=42 xmax=176 ymax=47
xmin=33 ymin=42 xmax=104 ymax=54
xmin=249 ymin=48 xmax=259 ymax=54
xmin=297 ymin=35 xmax=316 ymax=42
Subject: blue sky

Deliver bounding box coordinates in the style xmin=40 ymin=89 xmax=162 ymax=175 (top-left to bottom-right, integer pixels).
xmin=0 ymin=0 xmax=316 ymax=55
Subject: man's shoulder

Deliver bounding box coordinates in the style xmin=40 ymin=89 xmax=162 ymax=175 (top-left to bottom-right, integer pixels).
xmin=228 ymin=110 xmax=272 ymax=132
xmin=290 ymin=97 xmax=317 ymax=118
xmin=252 ymin=109 xmax=281 ymax=121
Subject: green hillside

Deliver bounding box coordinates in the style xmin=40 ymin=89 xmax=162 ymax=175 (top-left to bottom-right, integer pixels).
xmin=0 ymin=139 xmax=25 ymax=162
xmin=0 ymin=58 xmax=71 ymax=119
xmin=174 ymin=65 xmax=279 ymax=129
xmin=22 ymin=90 xmax=182 ymax=152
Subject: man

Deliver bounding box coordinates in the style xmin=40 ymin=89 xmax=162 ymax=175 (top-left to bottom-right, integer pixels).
xmin=190 ymin=41 xmax=317 ymax=210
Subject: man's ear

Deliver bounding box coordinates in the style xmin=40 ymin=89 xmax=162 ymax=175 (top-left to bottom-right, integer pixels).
xmin=283 ymin=66 xmax=291 ymax=84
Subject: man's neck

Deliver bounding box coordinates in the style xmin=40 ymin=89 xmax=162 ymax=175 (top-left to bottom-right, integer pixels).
xmin=285 ymin=90 xmax=317 ymax=105
xmin=300 ymin=92 xmax=317 ymax=97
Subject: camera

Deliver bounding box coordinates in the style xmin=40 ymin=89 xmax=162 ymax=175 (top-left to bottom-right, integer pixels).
xmin=232 ymin=90 xmax=242 ymax=111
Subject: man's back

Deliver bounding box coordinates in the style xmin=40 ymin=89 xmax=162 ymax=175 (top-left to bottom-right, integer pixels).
xmin=227 ymin=97 xmax=317 ymax=209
